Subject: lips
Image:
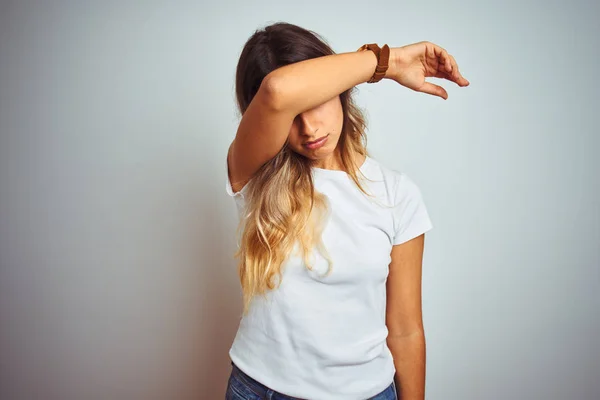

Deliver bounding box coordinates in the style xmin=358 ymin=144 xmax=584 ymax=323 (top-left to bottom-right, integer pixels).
xmin=303 ymin=134 xmax=329 ymax=150
xmin=304 ymin=134 xmax=328 ymax=145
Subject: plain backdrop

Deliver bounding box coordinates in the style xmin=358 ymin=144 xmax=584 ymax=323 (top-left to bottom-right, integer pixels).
xmin=0 ymin=1 xmax=598 ymax=399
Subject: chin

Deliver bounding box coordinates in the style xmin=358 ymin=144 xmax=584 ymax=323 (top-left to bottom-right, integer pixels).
xmin=304 ymin=148 xmax=333 ymax=159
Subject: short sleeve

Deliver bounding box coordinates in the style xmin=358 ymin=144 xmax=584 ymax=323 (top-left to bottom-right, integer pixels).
xmin=392 ymin=173 xmax=433 ymax=245
xmin=226 ymin=154 xmax=249 ymax=198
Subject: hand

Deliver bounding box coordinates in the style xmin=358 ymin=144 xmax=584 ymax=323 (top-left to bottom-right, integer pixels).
xmin=384 ymin=41 xmax=469 ymax=100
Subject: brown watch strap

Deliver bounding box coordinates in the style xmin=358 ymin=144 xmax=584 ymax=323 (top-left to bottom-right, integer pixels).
xmin=357 ymin=43 xmax=390 ymax=83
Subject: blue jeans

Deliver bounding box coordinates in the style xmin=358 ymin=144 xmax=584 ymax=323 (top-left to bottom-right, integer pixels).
xmin=226 ymin=361 xmax=398 ymax=400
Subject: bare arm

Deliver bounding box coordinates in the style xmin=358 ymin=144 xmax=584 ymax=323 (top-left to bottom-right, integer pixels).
xmin=228 ymin=50 xmax=379 ymax=193
xmin=386 ymin=234 xmax=427 ymax=400
xmin=265 ymin=50 xmax=378 ymax=113
xmin=228 ymin=41 xmax=469 ymax=193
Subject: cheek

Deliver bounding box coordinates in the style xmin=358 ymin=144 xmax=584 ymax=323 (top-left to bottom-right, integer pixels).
xmin=287 ymin=129 xmax=301 ymax=145
xmin=287 ymin=131 xmax=307 ymax=153
xmin=327 ymin=104 xmax=344 ymax=129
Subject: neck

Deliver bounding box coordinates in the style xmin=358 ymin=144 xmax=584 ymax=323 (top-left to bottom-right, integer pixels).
xmin=313 ymin=156 xmax=342 ymax=170
xmin=312 ymin=150 xmax=366 ymax=171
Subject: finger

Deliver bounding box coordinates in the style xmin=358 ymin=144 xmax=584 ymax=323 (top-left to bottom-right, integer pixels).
xmin=432 ymin=44 xmax=452 ymax=73
xmin=448 ymin=54 xmax=470 ymax=86
xmin=418 ymin=81 xmax=448 ymax=100
xmin=435 ymin=54 xmax=468 ymax=86
xmin=433 ymin=68 xmax=464 ymax=86
xmin=444 ymin=50 xmax=452 ymax=72
xmin=448 ymin=54 xmax=461 ymax=82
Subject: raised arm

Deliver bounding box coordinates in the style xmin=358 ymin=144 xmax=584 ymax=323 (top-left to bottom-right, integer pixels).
xmin=227 ymin=42 xmax=469 ymax=193
xmin=227 ymin=50 xmax=379 ymax=193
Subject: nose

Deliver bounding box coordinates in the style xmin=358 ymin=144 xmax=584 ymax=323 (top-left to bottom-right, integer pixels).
xmin=296 ymin=112 xmax=319 ymax=137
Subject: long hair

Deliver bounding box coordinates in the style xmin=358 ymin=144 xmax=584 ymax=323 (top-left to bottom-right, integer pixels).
xmin=233 ymin=22 xmax=372 ymax=315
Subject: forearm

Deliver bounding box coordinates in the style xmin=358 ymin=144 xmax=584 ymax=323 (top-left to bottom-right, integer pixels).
xmin=387 ymin=332 xmax=426 ymax=400
xmin=264 ymin=50 xmax=379 ymax=114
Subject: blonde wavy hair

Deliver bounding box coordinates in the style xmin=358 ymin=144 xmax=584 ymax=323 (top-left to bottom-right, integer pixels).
xmin=233 ymin=22 xmax=373 ymax=315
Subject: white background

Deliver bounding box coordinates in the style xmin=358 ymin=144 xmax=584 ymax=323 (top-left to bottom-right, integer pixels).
xmin=0 ymin=1 xmax=598 ymax=399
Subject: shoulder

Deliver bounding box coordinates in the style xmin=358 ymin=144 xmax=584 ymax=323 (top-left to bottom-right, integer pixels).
xmin=367 ymin=158 xmax=433 ymax=243
xmin=365 ymin=156 xmax=424 ymax=203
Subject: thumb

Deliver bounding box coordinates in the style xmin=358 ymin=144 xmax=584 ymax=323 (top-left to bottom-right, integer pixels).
xmin=418 ymin=81 xmax=448 ymax=100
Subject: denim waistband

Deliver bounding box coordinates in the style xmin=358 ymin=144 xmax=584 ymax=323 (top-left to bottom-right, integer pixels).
xmin=230 ymin=361 xmax=306 ymax=399
xmin=230 ymin=361 xmax=396 ymax=400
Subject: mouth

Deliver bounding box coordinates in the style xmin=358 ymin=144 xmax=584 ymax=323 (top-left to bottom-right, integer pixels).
xmin=304 ymin=134 xmax=329 ymax=145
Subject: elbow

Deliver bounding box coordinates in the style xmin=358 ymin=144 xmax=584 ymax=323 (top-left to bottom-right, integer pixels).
xmin=387 ymin=329 xmax=425 ymax=341
xmin=387 ymin=320 xmax=425 ymax=340
xmin=259 ymin=73 xmax=287 ymax=111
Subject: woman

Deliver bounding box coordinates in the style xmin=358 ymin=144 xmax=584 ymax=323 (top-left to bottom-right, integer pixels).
xmin=225 ymin=22 xmax=469 ymax=400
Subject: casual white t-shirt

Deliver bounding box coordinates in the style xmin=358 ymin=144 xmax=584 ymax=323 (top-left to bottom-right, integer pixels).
xmin=225 ymin=155 xmax=433 ymax=400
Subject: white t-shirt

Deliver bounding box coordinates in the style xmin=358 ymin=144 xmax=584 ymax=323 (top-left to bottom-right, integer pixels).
xmin=225 ymin=155 xmax=433 ymax=400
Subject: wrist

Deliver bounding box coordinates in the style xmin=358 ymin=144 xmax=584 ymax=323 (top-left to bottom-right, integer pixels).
xmin=384 ymin=47 xmax=401 ymax=80
xmin=357 ymin=43 xmax=390 ymax=84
